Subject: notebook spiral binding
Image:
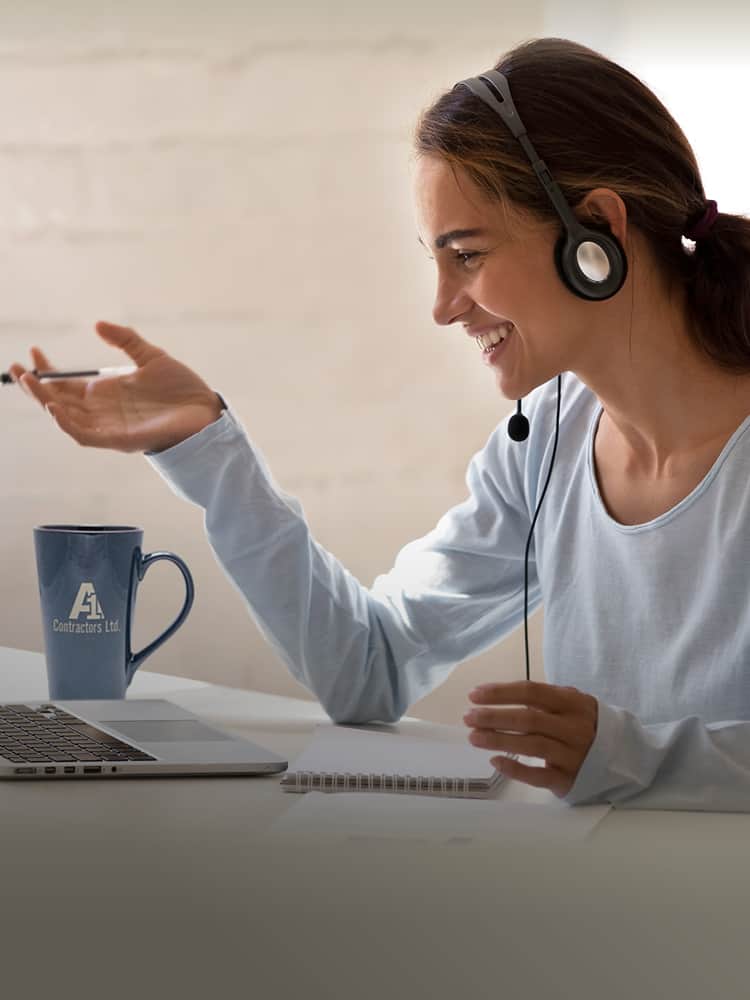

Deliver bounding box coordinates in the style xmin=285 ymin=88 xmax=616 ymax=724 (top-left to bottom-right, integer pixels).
xmin=282 ymin=770 xmax=481 ymax=795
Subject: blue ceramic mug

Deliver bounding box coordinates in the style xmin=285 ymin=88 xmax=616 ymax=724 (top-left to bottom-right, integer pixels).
xmin=34 ymin=525 xmax=194 ymax=699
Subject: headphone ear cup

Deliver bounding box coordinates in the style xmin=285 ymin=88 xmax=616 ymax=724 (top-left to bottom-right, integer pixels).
xmin=554 ymin=226 xmax=627 ymax=301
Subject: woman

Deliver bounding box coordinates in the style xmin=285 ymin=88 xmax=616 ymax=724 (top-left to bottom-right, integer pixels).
xmin=10 ymin=38 xmax=750 ymax=810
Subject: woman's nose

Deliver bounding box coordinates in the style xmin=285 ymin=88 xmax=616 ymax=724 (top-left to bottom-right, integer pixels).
xmin=432 ymin=273 xmax=472 ymax=327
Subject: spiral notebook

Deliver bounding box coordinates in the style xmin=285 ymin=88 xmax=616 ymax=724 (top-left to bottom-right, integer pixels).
xmin=280 ymin=725 xmax=511 ymax=799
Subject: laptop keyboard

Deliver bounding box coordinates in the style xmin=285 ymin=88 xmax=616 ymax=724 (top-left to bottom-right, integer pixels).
xmin=0 ymin=704 xmax=156 ymax=764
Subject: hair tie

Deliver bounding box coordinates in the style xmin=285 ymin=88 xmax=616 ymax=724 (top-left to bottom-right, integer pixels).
xmin=685 ymin=200 xmax=718 ymax=241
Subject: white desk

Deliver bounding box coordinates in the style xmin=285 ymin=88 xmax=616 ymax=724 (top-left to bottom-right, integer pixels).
xmin=1 ymin=646 xmax=748 ymax=1000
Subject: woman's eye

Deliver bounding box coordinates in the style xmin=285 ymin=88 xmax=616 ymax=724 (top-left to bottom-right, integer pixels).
xmin=453 ymin=251 xmax=483 ymax=268
xmin=421 ymin=250 xmax=484 ymax=269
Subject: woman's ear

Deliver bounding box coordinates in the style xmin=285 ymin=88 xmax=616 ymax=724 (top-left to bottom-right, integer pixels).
xmin=575 ymin=188 xmax=628 ymax=245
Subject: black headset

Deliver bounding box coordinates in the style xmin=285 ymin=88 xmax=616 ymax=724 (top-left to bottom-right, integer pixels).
xmin=452 ymin=70 xmax=628 ymax=681
xmin=453 ymin=69 xmax=628 ymax=301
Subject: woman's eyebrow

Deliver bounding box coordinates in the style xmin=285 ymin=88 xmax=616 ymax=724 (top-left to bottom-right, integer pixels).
xmin=417 ymin=227 xmax=490 ymax=250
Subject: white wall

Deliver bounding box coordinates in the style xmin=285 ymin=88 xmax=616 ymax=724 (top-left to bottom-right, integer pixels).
xmin=0 ymin=1 xmax=546 ymax=723
xmin=544 ymin=0 xmax=750 ymax=215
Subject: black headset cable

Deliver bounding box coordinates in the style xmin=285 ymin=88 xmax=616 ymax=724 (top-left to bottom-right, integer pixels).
xmin=520 ymin=373 xmax=562 ymax=681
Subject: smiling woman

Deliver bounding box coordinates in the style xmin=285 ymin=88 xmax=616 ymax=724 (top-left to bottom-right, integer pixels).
xmin=9 ymin=37 xmax=750 ymax=811
xmin=413 ymin=38 xmax=750 ymax=370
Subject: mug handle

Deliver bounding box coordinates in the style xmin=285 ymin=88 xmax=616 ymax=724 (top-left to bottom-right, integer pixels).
xmin=125 ymin=549 xmax=195 ymax=685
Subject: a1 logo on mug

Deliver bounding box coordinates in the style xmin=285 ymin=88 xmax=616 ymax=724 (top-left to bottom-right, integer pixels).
xmin=52 ymin=580 xmax=120 ymax=635
xmin=34 ymin=525 xmax=195 ymax=699
xmin=57 ymin=580 xmax=121 ymax=634
xmin=69 ymin=581 xmax=106 ymax=623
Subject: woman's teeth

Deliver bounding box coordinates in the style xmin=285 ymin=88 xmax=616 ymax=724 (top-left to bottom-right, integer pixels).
xmin=475 ymin=322 xmax=514 ymax=352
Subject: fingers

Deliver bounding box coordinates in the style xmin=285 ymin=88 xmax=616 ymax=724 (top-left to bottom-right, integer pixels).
xmin=463 ymin=682 xmax=598 ymax=796
xmin=468 ymin=726 xmax=581 ymax=773
xmin=30 ymin=345 xmax=56 ymax=374
xmin=95 ymin=321 xmax=163 ymax=367
xmin=469 ymin=680 xmax=595 ymax=717
xmin=18 ymin=371 xmax=54 ymax=409
xmin=465 ymin=704 xmax=575 ymax=742
xmin=8 ymin=344 xmax=55 ymax=378
xmin=7 ymin=344 xmax=56 ymax=395
xmin=491 ymin=756 xmax=571 ymax=797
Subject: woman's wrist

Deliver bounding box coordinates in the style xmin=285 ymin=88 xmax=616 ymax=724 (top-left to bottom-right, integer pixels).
xmin=148 ymin=393 xmax=226 ymax=454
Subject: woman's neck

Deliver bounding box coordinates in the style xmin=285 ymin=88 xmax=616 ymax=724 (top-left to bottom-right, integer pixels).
xmin=575 ymin=281 xmax=750 ymax=476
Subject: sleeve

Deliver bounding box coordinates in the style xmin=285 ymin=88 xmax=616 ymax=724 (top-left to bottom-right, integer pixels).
xmin=565 ymin=700 xmax=750 ymax=811
xmin=144 ymin=399 xmax=541 ymax=724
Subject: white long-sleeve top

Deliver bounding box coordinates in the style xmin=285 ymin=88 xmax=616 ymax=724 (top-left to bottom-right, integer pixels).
xmin=146 ymin=372 xmax=750 ymax=810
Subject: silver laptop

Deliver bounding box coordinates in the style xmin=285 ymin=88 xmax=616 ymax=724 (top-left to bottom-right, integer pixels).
xmin=0 ymin=699 xmax=287 ymax=779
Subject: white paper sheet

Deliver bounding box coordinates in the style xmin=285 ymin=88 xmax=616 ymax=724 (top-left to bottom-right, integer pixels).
xmin=285 ymin=724 xmax=500 ymax=781
xmin=270 ymin=786 xmax=610 ymax=844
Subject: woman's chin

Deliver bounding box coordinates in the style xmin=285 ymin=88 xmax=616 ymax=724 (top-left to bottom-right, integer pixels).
xmin=496 ymin=367 xmax=558 ymax=401
xmin=494 ymin=370 xmax=524 ymax=401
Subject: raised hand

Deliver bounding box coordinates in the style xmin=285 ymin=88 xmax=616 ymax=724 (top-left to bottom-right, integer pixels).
xmin=8 ymin=321 xmax=224 ymax=454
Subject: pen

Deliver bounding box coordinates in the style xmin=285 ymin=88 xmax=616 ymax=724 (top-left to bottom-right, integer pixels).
xmin=1 ymin=366 xmax=137 ymax=385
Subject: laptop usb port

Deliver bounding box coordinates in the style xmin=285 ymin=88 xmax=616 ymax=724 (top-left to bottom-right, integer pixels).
xmin=83 ymin=766 xmax=102 ymax=774
xmin=14 ymin=767 xmax=36 ymax=774
xmin=63 ymin=766 xmax=75 ymax=774
xmin=44 ymin=767 xmax=56 ymax=774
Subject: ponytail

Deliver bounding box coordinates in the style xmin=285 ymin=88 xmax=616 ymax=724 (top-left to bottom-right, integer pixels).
xmin=681 ymin=213 xmax=750 ymax=372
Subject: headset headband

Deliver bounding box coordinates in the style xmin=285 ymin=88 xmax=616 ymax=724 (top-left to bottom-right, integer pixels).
xmin=453 ymin=71 xmax=586 ymax=239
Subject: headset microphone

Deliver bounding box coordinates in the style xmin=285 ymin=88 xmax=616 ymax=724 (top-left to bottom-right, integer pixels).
xmin=507 ymin=400 xmax=529 ymax=442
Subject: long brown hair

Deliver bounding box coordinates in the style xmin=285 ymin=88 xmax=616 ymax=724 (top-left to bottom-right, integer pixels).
xmin=413 ymin=37 xmax=750 ymax=372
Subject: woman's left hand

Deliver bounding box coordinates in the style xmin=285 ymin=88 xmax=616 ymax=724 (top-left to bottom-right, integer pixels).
xmin=463 ymin=681 xmax=598 ymax=798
